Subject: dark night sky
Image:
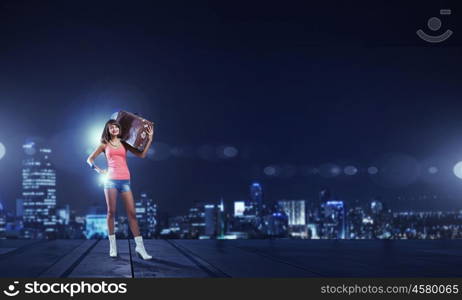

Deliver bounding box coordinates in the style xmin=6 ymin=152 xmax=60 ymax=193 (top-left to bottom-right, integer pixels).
xmin=1 ymin=0 xmax=462 ymax=216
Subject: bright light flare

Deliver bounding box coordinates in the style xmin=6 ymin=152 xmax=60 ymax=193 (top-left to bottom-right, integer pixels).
xmin=99 ymin=173 xmax=109 ymax=185
xmin=87 ymin=124 xmax=105 ymax=148
xmin=0 ymin=142 xmax=5 ymax=160
xmin=453 ymin=162 xmax=462 ymax=179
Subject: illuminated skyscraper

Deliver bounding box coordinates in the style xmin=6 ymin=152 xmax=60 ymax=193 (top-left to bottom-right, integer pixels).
xmin=249 ymin=182 xmax=263 ymax=216
xmin=57 ymin=204 xmax=70 ymax=225
xmin=187 ymin=203 xmax=205 ymax=238
xmin=278 ymin=200 xmax=306 ymax=226
xmin=371 ymin=199 xmax=383 ymax=215
xmin=321 ymin=200 xmax=346 ymax=239
xmin=201 ymin=200 xmax=226 ymax=238
xmin=135 ymin=193 xmax=157 ymax=238
xmin=204 ymin=204 xmax=216 ymax=237
xmin=231 ymin=200 xmax=257 ymax=237
xmin=21 ymin=140 xmax=57 ymax=238
xmin=216 ymin=197 xmax=225 ymax=237
xmin=347 ymin=206 xmax=368 ymax=239
xmin=16 ymin=199 xmax=24 ymax=217
xmin=278 ymin=200 xmax=307 ymax=238
xmin=234 ymin=201 xmax=245 ymax=217
xmin=259 ymin=211 xmax=288 ymax=237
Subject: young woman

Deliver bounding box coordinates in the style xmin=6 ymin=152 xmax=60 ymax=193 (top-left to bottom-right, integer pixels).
xmin=86 ymin=119 xmax=154 ymax=260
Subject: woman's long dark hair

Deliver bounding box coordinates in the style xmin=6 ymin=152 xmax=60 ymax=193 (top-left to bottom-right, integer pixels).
xmin=101 ymin=119 xmax=122 ymax=144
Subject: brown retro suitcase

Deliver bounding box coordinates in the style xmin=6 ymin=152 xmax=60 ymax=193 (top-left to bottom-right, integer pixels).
xmin=110 ymin=110 xmax=154 ymax=152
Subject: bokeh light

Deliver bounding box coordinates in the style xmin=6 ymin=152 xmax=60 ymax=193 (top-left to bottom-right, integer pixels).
xmin=344 ymin=165 xmax=358 ymax=176
xmin=368 ymin=166 xmax=379 ymax=175
xmin=264 ymin=165 xmax=277 ymax=176
xmin=216 ymin=145 xmax=239 ymax=159
xmin=301 ymin=166 xmax=318 ymax=176
xmin=223 ymin=146 xmax=238 ymax=158
xmin=150 ymin=142 xmax=171 ymax=161
xmin=428 ymin=166 xmax=438 ymax=175
xmin=319 ymin=163 xmax=342 ymax=178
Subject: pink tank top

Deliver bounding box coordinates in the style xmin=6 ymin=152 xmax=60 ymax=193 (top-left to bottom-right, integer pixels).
xmin=105 ymin=142 xmax=130 ymax=180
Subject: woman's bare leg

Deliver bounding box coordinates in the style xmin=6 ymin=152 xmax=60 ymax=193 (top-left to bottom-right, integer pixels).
xmin=104 ymin=188 xmax=118 ymax=235
xmin=121 ymin=190 xmax=141 ymax=237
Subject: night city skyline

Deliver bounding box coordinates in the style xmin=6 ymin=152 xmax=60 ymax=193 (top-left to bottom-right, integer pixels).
xmin=5 ymin=1 xmax=462 ymax=290
xmin=1 ymin=1 xmax=462 ymax=218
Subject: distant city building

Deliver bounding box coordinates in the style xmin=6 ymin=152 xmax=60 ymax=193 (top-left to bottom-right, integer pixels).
xmin=4 ymin=214 xmax=23 ymax=239
xmin=21 ymin=140 xmax=57 ymax=238
xmin=135 ymin=193 xmax=157 ymax=238
xmin=16 ymin=199 xmax=23 ymax=217
xmin=278 ymin=200 xmax=306 ymax=226
xmin=186 ymin=204 xmax=205 ymax=238
xmin=193 ymin=199 xmax=227 ymax=239
xmin=249 ymin=182 xmax=263 ymax=216
xmin=371 ymin=199 xmax=383 ymax=215
xmin=204 ymin=204 xmax=216 ymax=237
xmin=321 ymin=200 xmax=346 ymax=239
xmin=163 ymin=215 xmax=188 ymax=238
xmin=221 ymin=231 xmax=249 ymax=239
xmin=85 ymin=214 xmax=107 ymax=239
xmin=115 ymin=216 xmax=129 ymax=238
xmin=217 ymin=197 xmax=226 ymax=237
xmin=307 ymin=223 xmax=319 ymax=239
xmin=259 ymin=212 xmax=289 ymax=237
xmin=278 ymin=200 xmax=307 ymax=238
xmin=234 ymin=201 xmax=245 ymax=217
xmin=369 ymin=198 xmax=392 ymax=239
xmin=57 ymin=204 xmax=70 ymax=225
xmin=230 ymin=198 xmax=259 ymax=238
xmin=310 ymin=187 xmax=333 ymax=223
xmin=0 ymin=202 xmax=5 ymax=238
xmin=347 ymin=206 xmax=371 ymax=239
xmin=64 ymin=211 xmax=85 ymax=239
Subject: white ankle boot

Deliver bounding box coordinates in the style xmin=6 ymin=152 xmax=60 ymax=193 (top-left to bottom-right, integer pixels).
xmin=134 ymin=236 xmax=152 ymax=260
xmin=108 ymin=234 xmax=117 ymax=257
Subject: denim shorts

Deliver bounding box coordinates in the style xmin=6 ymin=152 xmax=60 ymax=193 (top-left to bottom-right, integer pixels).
xmin=104 ymin=179 xmax=131 ymax=193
